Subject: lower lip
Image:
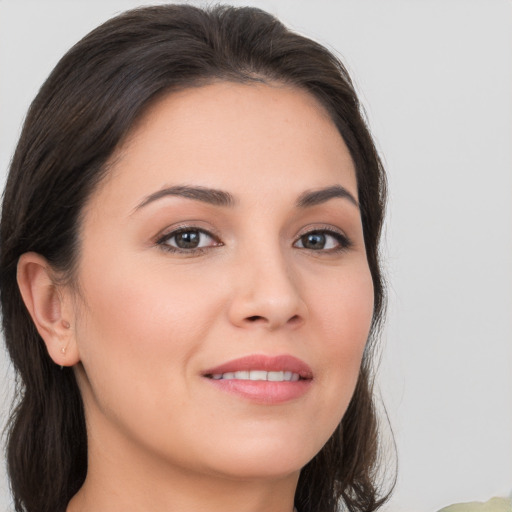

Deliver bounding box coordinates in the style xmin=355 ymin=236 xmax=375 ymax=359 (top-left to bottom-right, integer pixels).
xmin=205 ymin=378 xmax=312 ymax=404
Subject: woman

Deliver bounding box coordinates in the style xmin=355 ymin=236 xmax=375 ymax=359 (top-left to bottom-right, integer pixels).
xmin=3 ymin=4 xmax=511 ymax=512
xmin=17 ymin=3 xmax=512 ymax=512
xmin=0 ymin=7 xmax=389 ymax=511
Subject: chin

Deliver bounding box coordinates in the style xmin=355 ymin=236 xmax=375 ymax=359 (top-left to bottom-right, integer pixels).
xmin=206 ymin=455 xmax=306 ymax=481
xmin=196 ymin=432 xmax=323 ymax=481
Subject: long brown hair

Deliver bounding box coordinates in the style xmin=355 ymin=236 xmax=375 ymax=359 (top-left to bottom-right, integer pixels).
xmin=1 ymin=5 xmax=391 ymax=512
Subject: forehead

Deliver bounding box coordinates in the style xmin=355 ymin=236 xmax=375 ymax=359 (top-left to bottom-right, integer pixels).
xmin=91 ymin=81 xmax=357 ymax=214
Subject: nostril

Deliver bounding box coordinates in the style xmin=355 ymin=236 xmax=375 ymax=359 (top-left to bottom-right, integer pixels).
xmin=288 ymin=315 xmax=301 ymax=325
xmin=245 ymin=314 xmax=302 ymax=326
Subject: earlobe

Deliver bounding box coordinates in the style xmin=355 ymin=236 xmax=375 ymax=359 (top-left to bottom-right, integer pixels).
xmin=16 ymin=252 xmax=80 ymax=367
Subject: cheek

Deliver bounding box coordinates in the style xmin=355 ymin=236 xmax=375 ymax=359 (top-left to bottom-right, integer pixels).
xmin=77 ymin=255 xmax=218 ymax=350
xmin=311 ymin=261 xmax=374 ymax=350
xmin=306 ymin=261 xmax=374 ymax=404
xmin=72 ymin=256 xmax=223 ymax=417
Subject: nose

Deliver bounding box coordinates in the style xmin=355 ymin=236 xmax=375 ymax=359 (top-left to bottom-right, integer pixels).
xmin=227 ymin=248 xmax=308 ymax=331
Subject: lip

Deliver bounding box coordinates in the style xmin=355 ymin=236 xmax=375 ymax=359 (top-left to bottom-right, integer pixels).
xmin=202 ymin=354 xmax=313 ymax=405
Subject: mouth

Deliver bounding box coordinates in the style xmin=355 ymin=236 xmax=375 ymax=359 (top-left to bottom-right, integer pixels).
xmin=208 ymin=370 xmax=302 ymax=382
xmin=202 ymin=354 xmax=313 ymax=404
xmin=202 ymin=354 xmax=313 ymax=380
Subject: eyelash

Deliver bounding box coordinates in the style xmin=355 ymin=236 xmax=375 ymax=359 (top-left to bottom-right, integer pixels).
xmin=156 ymin=226 xmax=222 ymax=255
xmin=294 ymin=227 xmax=353 ymax=253
xmin=156 ymin=225 xmax=352 ymax=255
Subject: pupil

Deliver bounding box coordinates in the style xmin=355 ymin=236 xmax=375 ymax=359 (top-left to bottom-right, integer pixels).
xmin=176 ymin=231 xmax=200 ymax=248
xmin=303 ymin=232 xmax=325 ymax=249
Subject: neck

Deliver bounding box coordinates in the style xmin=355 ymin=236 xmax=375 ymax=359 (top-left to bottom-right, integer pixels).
xmin=67 ymin=417 xmax=299 ymax=512
xmin=69 ymin=467 xmax=298 ymax=512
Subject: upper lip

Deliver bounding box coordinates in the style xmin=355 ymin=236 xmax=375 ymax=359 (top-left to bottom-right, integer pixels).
xmin=202 ymin=354 xmax=313 ymax=379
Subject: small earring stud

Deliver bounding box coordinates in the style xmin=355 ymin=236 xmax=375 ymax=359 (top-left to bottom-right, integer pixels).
xmin=59 ymin=346 xmax=67 ymax=370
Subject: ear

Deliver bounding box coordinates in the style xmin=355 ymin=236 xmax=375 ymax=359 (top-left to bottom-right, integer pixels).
xmin=17 ymin=252 xmax=80 ymax=367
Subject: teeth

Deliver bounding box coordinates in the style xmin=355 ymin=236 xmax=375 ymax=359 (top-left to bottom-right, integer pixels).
xmin=211 ymin=370 xmax=301 ymax=382
xmin=267 ymin=371 xmax=284 ymax=381
xmin=249 ymin=370 xmax=267 ymax=381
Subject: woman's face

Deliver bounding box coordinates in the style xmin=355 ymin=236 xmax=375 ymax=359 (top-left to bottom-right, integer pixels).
xmin=70 ymin=82 xmax=374 ymax=480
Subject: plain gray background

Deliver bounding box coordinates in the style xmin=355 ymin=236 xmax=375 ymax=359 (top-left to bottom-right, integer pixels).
xmin=1 ymin=1 xmax=511 ymax=511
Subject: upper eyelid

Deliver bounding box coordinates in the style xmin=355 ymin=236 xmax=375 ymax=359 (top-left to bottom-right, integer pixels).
xmin=156 ymin=224 xmax=220 ymax=243
xmin=294 ymin=224 xmax=348 ymax=239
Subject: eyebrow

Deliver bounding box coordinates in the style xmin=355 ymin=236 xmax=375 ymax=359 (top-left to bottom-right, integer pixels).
xmin=133 ymin=183 xmax=358 ymax=212
xmin=296 ymin=185 xmax=359 ymax=209
xmin=134 ymin=185 xmax=236 ymax=211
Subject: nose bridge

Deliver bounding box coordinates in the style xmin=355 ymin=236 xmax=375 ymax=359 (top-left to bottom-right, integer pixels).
xmin=228 ymin=236 xmax=307 ymax=330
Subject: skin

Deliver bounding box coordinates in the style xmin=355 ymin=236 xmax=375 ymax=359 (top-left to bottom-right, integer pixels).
xmin=17 ymin=82 xmax=374 ymax=512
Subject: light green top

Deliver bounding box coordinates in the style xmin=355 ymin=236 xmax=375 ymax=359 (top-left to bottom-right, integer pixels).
xmin=438 ymin=497 xmax=512 ymax=512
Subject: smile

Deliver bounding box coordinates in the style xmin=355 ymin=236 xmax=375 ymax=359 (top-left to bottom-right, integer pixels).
xmin=202 ymin=354 xmax=313 ymax=380
xmin=203 ymin=354 xmax=313 ymax=404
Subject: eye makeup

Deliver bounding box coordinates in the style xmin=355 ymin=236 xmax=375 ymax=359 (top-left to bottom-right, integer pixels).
xmin=294 ymin=228 xmax=352 ymax=253
xmin=155 ymin=222 xmax=353 ymax=257
xmin=156 ymin=225 xmax=222 ymax=255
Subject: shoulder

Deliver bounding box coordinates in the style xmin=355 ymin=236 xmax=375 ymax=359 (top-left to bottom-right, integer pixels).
xmin=438 ymin=497 xmax=512 ymax=512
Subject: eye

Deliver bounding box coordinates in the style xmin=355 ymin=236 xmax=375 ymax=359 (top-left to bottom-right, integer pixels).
xmin=294 ymin=229 xmax=351 ymax=252
xmin=157 ymin=227 xmax=220 ymax=253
